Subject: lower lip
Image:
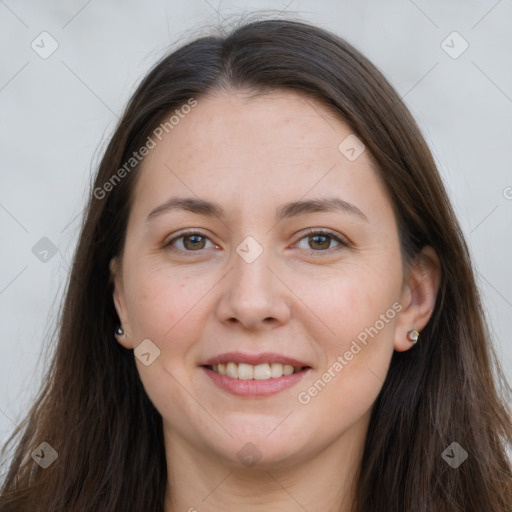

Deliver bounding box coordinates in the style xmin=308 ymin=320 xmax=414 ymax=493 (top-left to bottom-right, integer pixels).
xmin=201 ymin=366 xmax=311 ymax=397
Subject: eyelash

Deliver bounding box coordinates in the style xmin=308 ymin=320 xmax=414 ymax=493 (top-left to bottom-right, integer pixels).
xmin=163 ymin=228 xmax=349 ymax=256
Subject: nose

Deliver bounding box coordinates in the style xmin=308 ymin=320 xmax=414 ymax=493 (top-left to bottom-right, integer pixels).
xmin=215 ymin=242 xmax=292 ymax=331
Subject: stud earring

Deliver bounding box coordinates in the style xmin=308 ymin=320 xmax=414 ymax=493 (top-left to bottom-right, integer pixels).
xmin=115 ymin=326 xmax=125 ymax=337
xmin=407 ymin=329 xmax=419 ymax=344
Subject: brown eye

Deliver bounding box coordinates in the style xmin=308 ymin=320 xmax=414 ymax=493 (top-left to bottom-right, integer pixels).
xmin=308 ymin=234 xmax=332 ymax=250
xmin=165 ymin=231 xmax=214 ymax=252
xmin=181 ymin=234 xmax=207 ymax=250
xmin=295 ymin=230 xmax=347 ymax=252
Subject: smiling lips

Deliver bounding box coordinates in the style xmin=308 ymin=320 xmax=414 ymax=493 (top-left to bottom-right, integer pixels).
xmin=201 ymin=352 xmax=312 ymax=396
xmin=208 ymin=362 xmax=302 ymax=380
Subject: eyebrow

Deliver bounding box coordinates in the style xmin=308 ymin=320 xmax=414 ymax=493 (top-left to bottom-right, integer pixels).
xmin=147 ymin=196 xmax=368 ymax=223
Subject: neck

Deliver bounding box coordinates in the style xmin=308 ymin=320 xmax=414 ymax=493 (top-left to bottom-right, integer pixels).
xmin=163 ymin=415 xmax=368 ymax=512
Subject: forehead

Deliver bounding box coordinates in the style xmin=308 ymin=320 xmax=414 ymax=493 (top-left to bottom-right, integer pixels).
xmin=166 ymin=89 xmax=355 ymax=171
xmin=130 ymin=88 xmax=392 ymax=226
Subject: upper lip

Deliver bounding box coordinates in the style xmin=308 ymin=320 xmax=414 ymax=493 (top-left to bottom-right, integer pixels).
xmin=202 ymin=352 xmax=311 ymax=368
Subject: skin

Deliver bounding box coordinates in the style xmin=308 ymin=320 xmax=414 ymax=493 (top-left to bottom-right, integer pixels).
xmin=111 ymin=89 xmax=440 ymax=512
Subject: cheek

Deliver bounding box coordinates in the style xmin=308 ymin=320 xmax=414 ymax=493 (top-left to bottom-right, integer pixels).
xmin=121 ymin=258 xmax=235 ymax=416
xmin=300 ymin=255 xmax=401 ymax=343
xmin=338 ymin=276 xmax=399 ymax=343
xmin=121 ymin=265 xmax=213 ymax=425
xmin=294 ymin=278 xmax=398 ymax=437
xmin=122 ymin=260 xmax=213 ymax=356
xmin=301 ymin=257 xmax=401 ymax=398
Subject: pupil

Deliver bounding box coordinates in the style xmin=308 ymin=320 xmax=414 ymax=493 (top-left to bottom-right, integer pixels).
xmin=185 ymin=235 xmax=205 ymax=250
xmin=182 ymin=235 xmax=331 ymax=251
xmin=311 ymin=235 xmax=329 ymax=250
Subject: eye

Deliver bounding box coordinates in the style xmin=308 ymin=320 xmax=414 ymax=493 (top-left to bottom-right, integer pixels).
xmin=163 ymin=229 xmax=349 ymax=255
xmin=294 ymin=229 xmax=348 ymax=253
xmin=164 ymin=231 xmax=216 ymax=253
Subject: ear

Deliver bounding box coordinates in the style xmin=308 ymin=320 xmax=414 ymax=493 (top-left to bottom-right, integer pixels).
xmin=110 ymin=257 xmax=134 ymax=349
xmin=394 ymin=246 xmax=441 ymax=352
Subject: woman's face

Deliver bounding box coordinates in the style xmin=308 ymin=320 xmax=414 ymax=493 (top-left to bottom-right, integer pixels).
xmin=112 ymin=89 xmax=417 ymax=469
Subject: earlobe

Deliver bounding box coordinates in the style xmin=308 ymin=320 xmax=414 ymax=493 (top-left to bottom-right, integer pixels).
xmin=114 ymin=325 xmax=131 ymax=349
xmin=394 ymin=246 xmax=441 ymax=352
xmin=110 ymin=257 xmax=133 ymax=349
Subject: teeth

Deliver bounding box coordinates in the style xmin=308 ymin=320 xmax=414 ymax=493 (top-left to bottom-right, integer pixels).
xmin=283 ymin=364 xmax=294 ymax=376
xmin=238 ymin=363 xmax=254 ymax=380
xmin=209 ymin=362 xmax=302 ymax=380
xmin=254 ymin=363 xmax=271 ymax=380
xmin=226 ymin=362 xmax=238 ymax=378
xmin=270 ymin=363 xmax=283 ymax=378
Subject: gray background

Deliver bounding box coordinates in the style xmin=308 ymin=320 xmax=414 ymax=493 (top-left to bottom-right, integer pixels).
xmin=1 ymin=0 xmax=511 ymax=453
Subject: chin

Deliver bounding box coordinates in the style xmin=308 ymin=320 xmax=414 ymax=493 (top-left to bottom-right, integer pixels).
xmin=211 ymin=432 xmax=311 ymax=471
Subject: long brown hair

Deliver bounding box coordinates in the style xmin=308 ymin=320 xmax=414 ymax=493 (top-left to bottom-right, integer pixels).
xmin=1 ymin=17 xmax=510 ymax=511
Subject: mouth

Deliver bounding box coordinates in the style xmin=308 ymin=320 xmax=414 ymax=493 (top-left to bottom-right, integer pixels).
xmin=204 ymin=362 xmax=309 ymax=380
xmin=200 ymin=352 xmax=312 ymax=397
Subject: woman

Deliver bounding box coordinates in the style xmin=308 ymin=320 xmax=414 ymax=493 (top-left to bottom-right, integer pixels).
xmin=1 ymin=17 xmax=511 ymax=512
